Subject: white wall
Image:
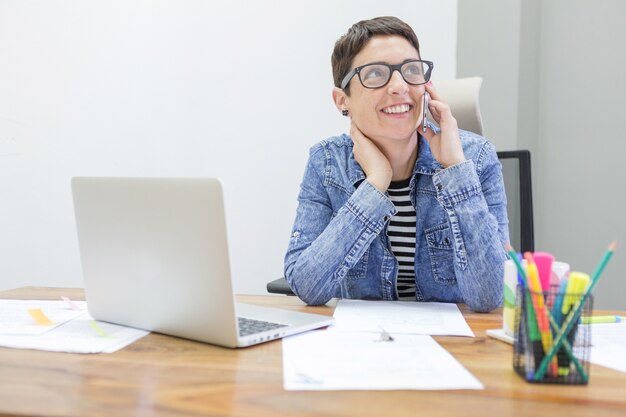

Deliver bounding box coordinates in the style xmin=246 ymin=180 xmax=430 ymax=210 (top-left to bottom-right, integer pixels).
xmin=0 ymin=0 xmax=458 ymax=294
xmin=535 ymin=0 xmax=626 ymax=310
xmin=458 ymin=0 xmax=626 ymax=309
xmin=457 ymin=0 xmax=521 ymax=151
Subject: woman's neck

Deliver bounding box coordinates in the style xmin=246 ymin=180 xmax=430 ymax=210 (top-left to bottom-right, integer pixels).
xmin=376 ymin=134 xmax=419 ymax=181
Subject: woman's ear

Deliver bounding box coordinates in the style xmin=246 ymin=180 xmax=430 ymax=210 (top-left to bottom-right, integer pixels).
xmin=332 ymin=87 xmax=349 ymax=113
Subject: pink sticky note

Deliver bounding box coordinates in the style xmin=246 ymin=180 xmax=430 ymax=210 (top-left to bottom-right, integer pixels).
xmin=61 ymin=296 xmax=80 ymax=310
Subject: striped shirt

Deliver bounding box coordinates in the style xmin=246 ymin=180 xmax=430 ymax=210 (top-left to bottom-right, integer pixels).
xmin=387 ymin=178 xmax=417 ymax=300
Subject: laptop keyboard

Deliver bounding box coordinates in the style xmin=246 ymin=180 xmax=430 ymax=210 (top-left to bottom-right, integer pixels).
xmin=237 ymin=317 xmax=288 ymax=337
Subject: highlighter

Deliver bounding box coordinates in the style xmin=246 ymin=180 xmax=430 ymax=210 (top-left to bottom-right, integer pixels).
xmin=557 ymin=272 xmax=590 ymax=375
xmin=533 ymin=252 xmax=555 ymax=292
xmin=524 ymin=252 xmax=558 ymax=376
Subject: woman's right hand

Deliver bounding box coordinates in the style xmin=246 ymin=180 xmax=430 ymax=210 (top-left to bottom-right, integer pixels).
xmin=350 ymin=122 xmax=392 ymax=192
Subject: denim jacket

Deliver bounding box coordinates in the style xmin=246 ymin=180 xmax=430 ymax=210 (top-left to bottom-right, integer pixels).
xmin=284 ymin=128 xmax=509 ymax=312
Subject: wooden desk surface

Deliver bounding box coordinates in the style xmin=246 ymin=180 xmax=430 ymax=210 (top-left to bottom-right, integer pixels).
xmin=1 ymin=287 xmax=625 ymax=417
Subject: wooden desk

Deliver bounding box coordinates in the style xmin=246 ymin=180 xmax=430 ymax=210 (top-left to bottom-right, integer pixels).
xmin=1 ymin=287 xmax=625 ymax=417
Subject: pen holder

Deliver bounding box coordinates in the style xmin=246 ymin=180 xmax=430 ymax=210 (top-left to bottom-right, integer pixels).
xmin=513 ymin=286 xmax=592 ymax=384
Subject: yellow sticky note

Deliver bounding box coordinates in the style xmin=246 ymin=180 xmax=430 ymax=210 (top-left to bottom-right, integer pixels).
xmin=27 ymin=308 xmax=53 ymax=326
xmin=89 ymin=320 xmax=109 ymax=338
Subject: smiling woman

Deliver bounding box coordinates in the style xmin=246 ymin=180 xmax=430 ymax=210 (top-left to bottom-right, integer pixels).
xmin=283 ymin=16 xmax=510 ymax=312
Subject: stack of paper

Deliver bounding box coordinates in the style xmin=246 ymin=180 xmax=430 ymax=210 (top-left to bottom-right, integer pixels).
xmin=283 ymin=300 xmax=482 ymax=391
xmin=0 ymin=299 xmax=149 ymax=353
xmin=588 ymin=322 xmax=626 ymax=374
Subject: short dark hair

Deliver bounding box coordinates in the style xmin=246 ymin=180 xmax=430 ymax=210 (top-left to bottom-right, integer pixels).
xmin=331 ymin=16 xmax=421 ymax=95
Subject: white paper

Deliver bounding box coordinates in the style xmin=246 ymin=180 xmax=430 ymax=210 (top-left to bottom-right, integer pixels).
xmin=331 ymin=300 xmax=474 ymax=337
xmin=587 ymin=322 xmax=626 ymax=374
xmin=0 ymin=300 xmax=86 ymax=335
xmin=283 ymin=330 xmax=484 ymax=390
xmin=0 ymin=300 xmax=149 ymax=353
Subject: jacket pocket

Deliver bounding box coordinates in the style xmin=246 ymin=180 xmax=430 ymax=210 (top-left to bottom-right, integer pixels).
xmin=424 ymin=222 xmax=457 ymax=284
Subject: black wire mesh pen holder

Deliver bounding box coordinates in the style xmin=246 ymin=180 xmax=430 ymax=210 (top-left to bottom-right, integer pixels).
xmin=513 ymin=286 xmax=592 ymax=384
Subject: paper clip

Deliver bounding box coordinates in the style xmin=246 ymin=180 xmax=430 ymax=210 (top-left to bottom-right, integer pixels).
xmin=377 ymin=326 xmax=394 ymax=342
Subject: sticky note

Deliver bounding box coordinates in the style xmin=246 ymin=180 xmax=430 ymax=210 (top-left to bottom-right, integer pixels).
xmin=61 ymin=296 xmax=80 ymax=310
xmin=27 ymin=308 xmax=53 ymax=326
xmin=89 ymin=320 xmax=109 ymax=337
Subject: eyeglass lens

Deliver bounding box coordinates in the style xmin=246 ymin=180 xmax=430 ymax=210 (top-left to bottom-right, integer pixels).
xmin=359 ymin=61 xmax=429 ymax=88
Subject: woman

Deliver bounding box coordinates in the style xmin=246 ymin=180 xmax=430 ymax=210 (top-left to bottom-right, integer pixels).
xmin=284 ymin=16 xmax=509 ymax=312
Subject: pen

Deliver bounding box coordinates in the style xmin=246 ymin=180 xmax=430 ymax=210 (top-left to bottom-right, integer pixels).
xmin=581 ymin=315 xmax=624 ymax=324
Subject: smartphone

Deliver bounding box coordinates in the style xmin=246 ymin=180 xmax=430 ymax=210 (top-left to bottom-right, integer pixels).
xmin=422 ymin=92 xmax=430 ymax=133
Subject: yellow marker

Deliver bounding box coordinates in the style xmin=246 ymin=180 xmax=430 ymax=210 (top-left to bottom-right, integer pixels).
xmin=27 ymin=308 xmax=53 ymax=326
xmin=563 ymin=272 xmax=590 ymax=314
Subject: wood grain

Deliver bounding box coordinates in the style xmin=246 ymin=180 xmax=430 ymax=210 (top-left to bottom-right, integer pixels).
xmin=1 ymin=287 xmax=625 ymax=417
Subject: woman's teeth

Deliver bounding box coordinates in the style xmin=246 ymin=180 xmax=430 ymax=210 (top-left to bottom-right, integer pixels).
xmin=382 ymin=104 xmax=410 ymax=114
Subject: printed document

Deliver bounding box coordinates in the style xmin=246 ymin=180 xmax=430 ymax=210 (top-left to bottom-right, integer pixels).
xmin=283 ymin=330 xmax=483 ymax=390
xmin=332 ymin=300 xmax=474 ymax=336
xmin=0 ymin=300 xmax=148 ymax=353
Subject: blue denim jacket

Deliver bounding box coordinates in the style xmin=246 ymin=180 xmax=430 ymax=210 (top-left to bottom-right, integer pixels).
xmin=284 ymin=128 xmax=509 ymax=312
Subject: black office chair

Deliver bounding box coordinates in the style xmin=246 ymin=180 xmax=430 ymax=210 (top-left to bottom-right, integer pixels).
xmin=267 ymin=78 xmax=534 ymax=295
xmin=497 ymin=150 xmax=534 ymax=253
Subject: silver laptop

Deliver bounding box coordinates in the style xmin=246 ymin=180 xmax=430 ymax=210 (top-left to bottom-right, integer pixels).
xmin=71 ymin=177 xmax=333 ymax=348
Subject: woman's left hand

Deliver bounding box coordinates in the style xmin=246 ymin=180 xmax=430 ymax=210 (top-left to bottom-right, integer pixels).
xmin=421 ymin=83 xmax=466 ymax=168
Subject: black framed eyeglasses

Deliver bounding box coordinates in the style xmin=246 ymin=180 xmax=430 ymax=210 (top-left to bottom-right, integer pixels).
xmin=340 ymin=59 xmax=434 ymax=90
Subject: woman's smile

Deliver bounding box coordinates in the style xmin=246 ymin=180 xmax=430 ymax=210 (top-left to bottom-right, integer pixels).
xmin=380 ymin=102 xmax=414 ymax=116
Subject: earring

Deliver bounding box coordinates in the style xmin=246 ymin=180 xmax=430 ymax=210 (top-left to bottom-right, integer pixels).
xmin=341 ymin=109 xmax=349 ymax=117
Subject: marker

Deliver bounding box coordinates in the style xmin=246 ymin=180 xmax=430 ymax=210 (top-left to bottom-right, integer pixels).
xmin=524 ymin=252 xmax=558 ymax=376
xmin=581 ymin=315 xmax=624 ymax=324
xmin=551 ymin=278 xmax=569 ymax=326
xmin=505 ymin=246 xmax=544 ymax=368
xmin=533 ymin=252 xmax=555 ymax=292
xmin=557 ymin=272 xmax=590 ymax=376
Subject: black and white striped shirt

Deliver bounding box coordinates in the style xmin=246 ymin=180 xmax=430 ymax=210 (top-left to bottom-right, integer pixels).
xmin=387 ymin=178 xmax=417 ymax=300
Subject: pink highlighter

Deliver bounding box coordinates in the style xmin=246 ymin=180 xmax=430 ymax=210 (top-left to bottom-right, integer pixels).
xmin=532 ymin=252 xmax=555 ymax=292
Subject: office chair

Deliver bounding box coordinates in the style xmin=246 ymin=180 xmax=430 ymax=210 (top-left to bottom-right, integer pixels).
xmin=267 ymin=77 xmax=533 ymax=295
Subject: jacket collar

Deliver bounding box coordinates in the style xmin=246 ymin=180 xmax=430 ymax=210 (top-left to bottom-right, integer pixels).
xmin=347 ymin=123 xmax=443 ymax=188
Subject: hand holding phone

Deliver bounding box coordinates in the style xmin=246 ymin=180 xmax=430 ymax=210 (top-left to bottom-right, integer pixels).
xmin=422 ymin=92 xmax=430 ymax=133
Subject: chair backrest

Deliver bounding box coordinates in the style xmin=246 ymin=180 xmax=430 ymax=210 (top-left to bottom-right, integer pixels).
xmin=267 ymin=77 xmax=534 ymax=295
xmin=438 ymin=77 xmax=534 ymax=252
xmin=497 ymin=150 xmax=534 ymax=253
xmin=434 ymin=77 xmax=484 ymax=135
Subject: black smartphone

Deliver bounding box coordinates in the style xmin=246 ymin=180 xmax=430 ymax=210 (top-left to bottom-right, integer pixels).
xmin=422 ymin=92 xmax=430 ymax=133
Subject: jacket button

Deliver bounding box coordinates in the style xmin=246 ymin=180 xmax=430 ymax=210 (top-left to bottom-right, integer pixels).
xmin=436 ymin=184 xmax=443 ymax=191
